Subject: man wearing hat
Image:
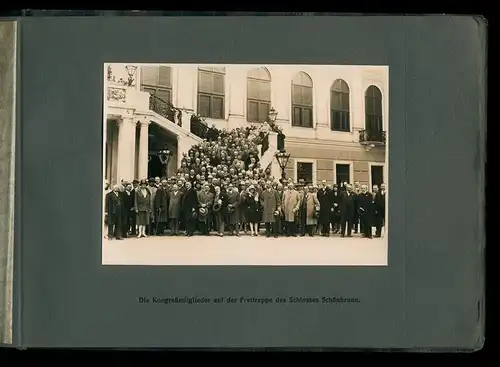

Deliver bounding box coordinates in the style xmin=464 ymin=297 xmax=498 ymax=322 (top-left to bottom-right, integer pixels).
xmin=181 ymin=181 xmax=198 ymax=236
xmin=212 ymin=185 xmax=227 ymax=236
xmin=104 ymin=184 xmax=125 ymax=240
xmin=282 ymin=182 xmax=300 ymax=237
xmin=303 ymin=185 xmax=320 ymax=237
xmin=262 ymin=182 xmax=280 ymax=238
xmin=225 ymin=183 xmax=240 ymax=236
xmin=197 ymin=183 xmax=214 ymax=235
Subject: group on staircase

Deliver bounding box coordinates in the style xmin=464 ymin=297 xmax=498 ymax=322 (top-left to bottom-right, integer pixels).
xmin=104 ymin=104 xmax=385 ymax=240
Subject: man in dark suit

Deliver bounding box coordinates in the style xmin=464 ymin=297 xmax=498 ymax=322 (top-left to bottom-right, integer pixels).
xmin=339 ymin=184 xmax=355 ymax=237
xmin=357 ymin=184 xmax=373 ymax=239
xmin=122 ymin=182 xmax=136 ymax=237
xmin=330 ymin=184 xmax=342 ymax=233
xmin=374 ymin=183 xmax=386 ymax=237
xmin=105 ymin=184 xmax=124 ymax=240
xmin=317 ymin=180 xmax=333 ymax=237
xmin=181 ymin=181 xmax=198 ymax=236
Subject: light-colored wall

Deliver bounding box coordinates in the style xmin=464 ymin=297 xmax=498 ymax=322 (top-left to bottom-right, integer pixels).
xmin=105 ymin=63 xmax=389 ymax=186
xmin=284 ymin=143 xmax=385 ymax=186
xmin=107 ymin=63 xmax=389 ymax=143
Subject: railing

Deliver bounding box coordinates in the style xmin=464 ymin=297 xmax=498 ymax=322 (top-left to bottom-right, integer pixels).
xmin=359 ymin=129 xmax=387 ymax=145
xmin=189 ymin=115 xmax=210 ymax=140
xmin=149 ymin=95 xmax=177 ymax=123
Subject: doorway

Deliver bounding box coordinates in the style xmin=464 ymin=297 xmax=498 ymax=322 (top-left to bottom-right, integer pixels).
xmin=370 ymin=164 xmax=384 ymax=189
xmin=147 ymin=123 xmax=178 ymax=179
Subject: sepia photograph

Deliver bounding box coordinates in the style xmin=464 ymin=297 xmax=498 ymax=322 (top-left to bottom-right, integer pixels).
xmin=102 ymin=63 xmax=388 ymax=266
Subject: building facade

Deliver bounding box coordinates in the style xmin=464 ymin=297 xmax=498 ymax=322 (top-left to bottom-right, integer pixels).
xmin=104 ymin=63 xmax=388 ymax=188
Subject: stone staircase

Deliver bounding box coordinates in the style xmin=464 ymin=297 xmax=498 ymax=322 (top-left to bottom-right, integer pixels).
xmin=145 ymin=95 xmax=282 ymax=178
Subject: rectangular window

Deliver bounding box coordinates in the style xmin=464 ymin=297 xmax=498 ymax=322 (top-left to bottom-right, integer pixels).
xmin=335 ymin=164 xmax=351 ymax=187
xmin=197 ymin=70 xmax=225 ymax=119
xmin=297 ymin=162 xmax=313 ymax=184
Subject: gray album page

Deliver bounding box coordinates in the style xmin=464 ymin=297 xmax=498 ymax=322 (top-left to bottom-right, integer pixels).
xmin=16 ymin=16 xmax=485 ymax=349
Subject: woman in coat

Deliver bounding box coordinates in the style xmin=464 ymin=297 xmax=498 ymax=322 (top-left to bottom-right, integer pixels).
xmin=303 ymin=185 xmax=320 ymax=237
xmin=134 ymin=179 xmax=152 ymax=238
xmin=244 ymin=185 xmax=262 ymax=236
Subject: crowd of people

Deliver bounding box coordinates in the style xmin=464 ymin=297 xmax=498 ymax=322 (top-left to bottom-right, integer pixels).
xmin=104 ymin=177 xmax=386 ymax=240
xmin=104 ymin=122 xmax=386 ymax=240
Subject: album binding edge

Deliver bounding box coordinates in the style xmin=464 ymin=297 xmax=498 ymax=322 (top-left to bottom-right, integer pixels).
xmin=0 ymin=20 xmax=17 ymax=346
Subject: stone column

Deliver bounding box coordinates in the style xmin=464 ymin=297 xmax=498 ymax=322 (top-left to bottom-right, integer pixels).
xmin=137 ymin=120 xmax=150 ymax=180
xmin=116 ymin=116 xmax=137 ymax=182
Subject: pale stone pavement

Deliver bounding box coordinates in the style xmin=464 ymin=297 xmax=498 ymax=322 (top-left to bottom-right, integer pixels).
xmin=102 ymin=231 xmax=387 ymax=266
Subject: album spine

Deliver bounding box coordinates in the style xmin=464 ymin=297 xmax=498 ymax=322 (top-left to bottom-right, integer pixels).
xmin=0 ymin=20 xmax=17 ymax=346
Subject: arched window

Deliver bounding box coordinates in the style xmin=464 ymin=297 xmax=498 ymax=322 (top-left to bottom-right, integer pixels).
xmin=330 ymin=79 xmax=350 ymax=132
xmin=197 ymin=66 xmax=226 ymax=119
xmin=247 ymin=67 xmax=271 ymax=123
xmin=365 ymin=85 xmax=383 ymax=135
xmin=291 ymin=72 xmax=313 ymax=128
xmin=140 ymin=65 xmax=172 ymax=103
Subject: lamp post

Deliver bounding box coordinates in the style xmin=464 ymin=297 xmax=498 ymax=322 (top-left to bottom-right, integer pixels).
xmin=157 ymin=149 xmax=172 ymax=178
xmin=268 ymin=106 xmax=278 ymax=123
xmin=275 ymin=150 xmax=291 ymax=181
xmin=125 ymin=65 xmax=138 ymax=87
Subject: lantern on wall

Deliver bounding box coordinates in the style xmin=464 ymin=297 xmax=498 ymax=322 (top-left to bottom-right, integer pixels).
xmin=275 ymin=150 xmax=291 ymax=180
xmin=125 ymin=65 xmax=138 ymax=87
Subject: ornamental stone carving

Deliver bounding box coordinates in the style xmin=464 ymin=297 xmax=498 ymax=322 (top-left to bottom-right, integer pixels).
xmin=107 ymin=87 xmax=126 ymax=102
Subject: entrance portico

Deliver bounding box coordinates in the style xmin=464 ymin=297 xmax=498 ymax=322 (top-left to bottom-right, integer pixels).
xmin=105 ymin=110 xmax=187 ymax=184
xmin=105 ymin=115 xmax=151 ymax=185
